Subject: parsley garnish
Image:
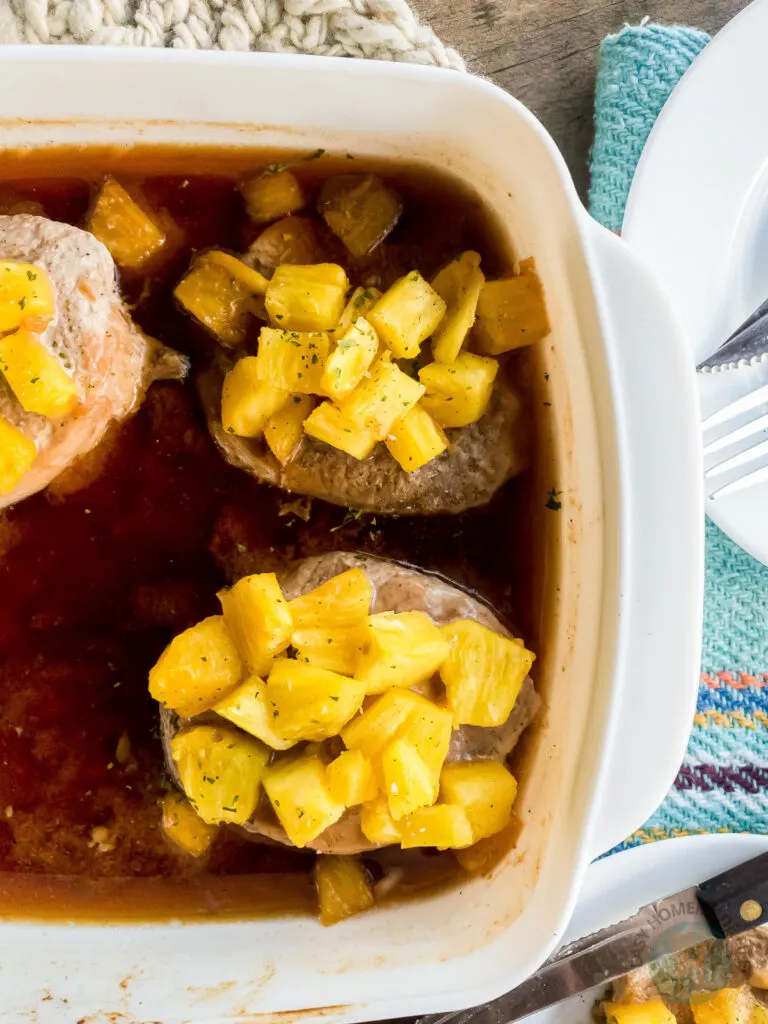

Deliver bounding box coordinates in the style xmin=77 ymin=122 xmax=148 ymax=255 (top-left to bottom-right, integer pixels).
xmin=545 ymin=487 xmax=562 ymax=511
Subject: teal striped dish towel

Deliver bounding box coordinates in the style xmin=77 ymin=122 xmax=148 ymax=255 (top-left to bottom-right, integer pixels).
xmin=590 ymin=24 xmax=768 ymax=851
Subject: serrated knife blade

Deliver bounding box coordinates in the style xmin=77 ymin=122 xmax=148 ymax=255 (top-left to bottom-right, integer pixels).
xmin=413 ymin=851 xmax=768 ymax=1024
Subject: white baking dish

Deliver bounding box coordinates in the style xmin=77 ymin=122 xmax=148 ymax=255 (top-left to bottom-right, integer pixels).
xmin=0 ymin=47 xmax=702 ymax=1024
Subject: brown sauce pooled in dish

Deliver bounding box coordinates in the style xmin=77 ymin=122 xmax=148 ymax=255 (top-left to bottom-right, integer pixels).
xmin=0 ymin=148 xmax=544 ymax=919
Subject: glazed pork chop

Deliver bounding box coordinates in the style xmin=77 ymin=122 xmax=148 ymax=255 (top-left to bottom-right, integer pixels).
xmin=161 ymin=551 xmax=540 ymax=854
xmin=0 ymin=215 xmax=187 ymax=506
xmin=199 ymin=356 xmax=529 ymax=515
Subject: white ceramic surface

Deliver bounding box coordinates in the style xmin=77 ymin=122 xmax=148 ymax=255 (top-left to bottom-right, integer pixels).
xmin=529 ymin=833 xmax=768 ymax=1024
xmin=0 ymin=46 xmax=702 ymax=1023
xmin=624 ymin=0 xmax=768 ymax=564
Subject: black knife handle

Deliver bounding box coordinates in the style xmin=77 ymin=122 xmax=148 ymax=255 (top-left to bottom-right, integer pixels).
xmin=697 ymin=852 xmax=768 ymax=938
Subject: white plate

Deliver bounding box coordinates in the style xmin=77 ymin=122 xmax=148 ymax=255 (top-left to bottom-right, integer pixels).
xmin=623 ymin=0 xmax=768 ymax=564
xmin=530 ymin=833 xmax=768 ymax=1024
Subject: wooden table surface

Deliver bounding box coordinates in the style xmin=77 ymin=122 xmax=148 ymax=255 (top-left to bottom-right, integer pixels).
xmin=414 ymin=0 xmax=747 ymax=199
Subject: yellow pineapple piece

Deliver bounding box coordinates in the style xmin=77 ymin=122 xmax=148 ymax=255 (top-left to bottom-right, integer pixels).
xmin=218 ymin=572 xmax=293 ymax=674
xmin=292 ymin=625 xmax=368 ymax=675
xmin=475 ymin=258 xmax=551 ymax=354
xmin=0 ymin=328 xmax=77 ymax=418
xmin=316 ymin=854 xmax=374 ymax=926
xmin=148 ymin=615 xmax=243 ymax=717
xmin=360 ymin=795 xmax=402 ymax=846
xmin=303 ymin=400 xmax=377 ymax=460
xmin=752 ymin=1006 xmax=768 ymax=1024
xmin=341 ymin=358 xmax=424 ymax=440
xmin=440 ymin=761 xmax=518 ymax=841
xmin=0 ymin=415 xmax=36 ymax=495
xmin=221 ymin=356 xmax=288 ymax=438
xmin=385 ymin=404 xmax=448 ymax=473
xmin=263 ymin=754 xmax=345 ymax=847
xmin=255 ymin=327 xmax=330 ymax=395
xmin=431 ymin=251 xmax=485 ymax=363
xmin=264 ymin=394 xmax=314 ymax=465
xmin=419 ymin=352 xmax=499 ymax=428
xmin=355 ymin=610 xmax=449 ymax=695
xmin=400 ymin=804 xmax=473 ymax=850
xmin=333 ymin=287 xmax=382 ymax=337
xmin=89 ymin=177 xmax=168 ymax=270
xmin=440 ymin=619 xmax=534 ymax=727
xmin=289 ymin=567 xmax=373 ymax=629
xmin=0 ymin=261 xmax=55 ymax=333
xmin=326 ymin=749 xmax=378 ymax=806
xmin=318 ymin=174 xmax=402 ymax=258
xmin=368 ymin=271 xmax=446 ymax=359
xmin=213 ymin=674 xmax=295 ymax=751
xmin=161 ymin=791 xmax=218 ymax=857
xmin=266 ymin=659 xmax=366 ymax=742
xmin=175 ymin=250 xmax=268 ymax=348
xmin=322 ymin=317 xmax=379 ymax=399
xmin=603 ymin=1005 xmax=677 ymax=1024
xmin=241 ymin=169 xmax=306 ymax=224
xmin=382 ymin=738 xmax=436 ymax=820
xmin=171 ymin=723 xmax=269 ymax=825
xmin=691 ymin=990 xmax=751 ymax=1024
xmin=265 ymin=263 xmax=348 ymax=332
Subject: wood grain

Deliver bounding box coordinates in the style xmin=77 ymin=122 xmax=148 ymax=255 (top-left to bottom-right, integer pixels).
xmin=413 ymin=0 xmax=747 ymax=198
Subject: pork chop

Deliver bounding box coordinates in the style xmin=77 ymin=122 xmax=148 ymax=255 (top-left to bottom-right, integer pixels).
xmin=199 ymin=353 xmax=530 ymax=515
xmin=161 ymin=552 xmax=539 ymax=854
xmin=0 ymin=215 xmax=187 ymax=506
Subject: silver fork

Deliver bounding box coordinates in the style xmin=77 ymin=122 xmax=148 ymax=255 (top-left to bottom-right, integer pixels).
xmin=702 ymin=381 xmax=768 ymax=499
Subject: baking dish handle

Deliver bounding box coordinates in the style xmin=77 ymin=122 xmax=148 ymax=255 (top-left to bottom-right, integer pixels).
xmin=584 ymin=223 xmax=704 ymax=858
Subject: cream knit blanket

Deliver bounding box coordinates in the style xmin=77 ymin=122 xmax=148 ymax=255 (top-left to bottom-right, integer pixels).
xmin=0 ymin=0 xmax=463 ymax=67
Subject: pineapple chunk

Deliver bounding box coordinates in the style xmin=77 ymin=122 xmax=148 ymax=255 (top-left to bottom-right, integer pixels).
xmin=440 ymin=761 xmax=518 ymax=841
xmin=368 ymin=271 xmax=447 ymax=359
xmin=292 ymin=625 xmax=368 ymax=675
xmin=0 ymin=415 xmax=36 ymax=494
xmin=603 ymin=1005 xmax=677 ymax=1024
xmin=691 ymin=990 xmax=751 ymax=1024
xmin=266 ymin=659 xmax=366 ymax=742
xmin=265 ymin=264 xmax=348 ymax=332
xmin=400 ymin=804 xmax=473 ymax=850
xmin=0 ymin=328 xmax=77 ymax=418
xmin=303 ymin=400 xmax=377 ymax=460
xmin=289 ymin=568 xmax=372 ymax=629
xmin=385 ymin=404 xmax=448 ymax=473
xmin=419 ymin=352 xmax=499 ymax=428
xmin=360 ymin=795 xmax=402 ymax=846
xmin=0 ymin=261 xmax=55 ymax=333
xmin=316 ymin=854 xmax=375 ymax=926
xmin=382 ymin=738 xmax=436 ymax=820
xmin=263 ymin=754 xmax=345 ymax=847
xmin=355 ymin=610 xmax=449 ymax=695
xmin=218 ymin=573 xmax=293 ymax=674
xmin=333 ymin=287 xmax=382 ymax=337
xmin=326 ymin=749 xmax=378 ymax=806
xmin=89 ymin=177 xmax=167 ymax=270
xmin=341 ymin=359 xmax=424 ymax=440
xmin=342 ymin=688 xmax=452 ymax=783
xmin=213 ymin=674 xmax=295 ymax=751
xmin=264 ymin=394 xmax=314 ymax=465
xmin=175 ymin=251 xmax=268 ymax=348
xmin=241 ymin=170 xmax=306 ymax=224
xmin=171 ymin=723 xmax=269 ymax=825
xmin=148 ymin=615 xmax=243 ymax=717
xmin=221 ymin=356 xmax=288 ymax=438
xmin=248 ymin=216 xmax=324 ymax=270
xmin=753 ymin=1007 xmax=768 ymax=1024
xmin=322 ymin=318 xmax=379 ymax=399
xmin=161 ymin=791 xmax=218 ymax=857
xmin=255 ymin=327 xmax=330 ymax=395
xmin=475 ymin=259 xmax=551 ymax=354
xmin=318 ymin=174 xmax=402 ymax=257
xmin=431 ymin=251 xmax=485 ymax=363
xmin=440 ymin=619 xmax=535 ymax=727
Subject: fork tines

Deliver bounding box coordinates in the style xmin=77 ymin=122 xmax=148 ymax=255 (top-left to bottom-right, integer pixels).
xmin=703 ymin=381 xmax=768 ymax=499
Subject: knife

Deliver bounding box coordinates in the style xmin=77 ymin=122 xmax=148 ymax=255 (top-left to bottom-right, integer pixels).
xmin=414 ymin=851 xmax=768 ymax=1024
xmin=698 ymin=297 xmax=768 ymax=372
